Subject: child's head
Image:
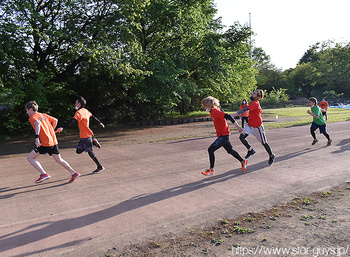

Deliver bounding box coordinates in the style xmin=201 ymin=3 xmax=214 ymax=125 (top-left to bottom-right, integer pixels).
xmin=309 ymin=97 xmax=317 ymax=107
xmin=25 ymin=101 xmax=38 ymax=116
xmin=76 ymin=96 xmax=86 ymax=109
xmin=251 ymin=89 xmax=264 ymax=100
xmin=25 ymin=101 xmax=38 ymax=112
xmin=201 ymin=96 xmax=220 ymax=112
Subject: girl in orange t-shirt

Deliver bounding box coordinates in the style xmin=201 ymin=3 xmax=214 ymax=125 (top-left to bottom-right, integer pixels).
xmin=239 ymin=99 xmax=249 ymax=127
xmin=56 ymin=97 xmax=105 ymax=174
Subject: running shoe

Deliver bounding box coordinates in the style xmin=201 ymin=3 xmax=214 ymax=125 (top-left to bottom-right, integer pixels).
xmin=327 ymin=139 xmax=332 ymax=146
xmin=35 ymin=173 xmax=51 ymax=183
xmin=268 ymin=154 xmax=276 ymax=165
xmin=93 ymin=167 xmax=105 ymax=174
xmin=245 ymin=149 xmax=256 ymax=159
xmin=242 ymin=159 xmax=248 ymax=172
xmin=69 ymin=172 xmax=80 ymax=183
xmin=201 ymin=168 xmax=214 ymax=176
xmin=312 ymin=139 xmax=318 ymax=145
xmin=93 ymin=138 xmax=101 ymax=148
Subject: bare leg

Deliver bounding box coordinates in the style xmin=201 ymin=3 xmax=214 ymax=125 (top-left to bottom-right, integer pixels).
xmin=52 ymin=154 xmax=76 ymax=175
xmin=27 ymin=150 xmax=47 ymax=175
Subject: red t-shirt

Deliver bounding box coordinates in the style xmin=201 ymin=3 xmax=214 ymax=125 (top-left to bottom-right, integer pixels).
xmin=248 ymin=100 xmax=262 ymax=127
xmin=29 ymin=112 xmax=58 ymax=147
xmin=210 ymin=108 xmax=230 ymax=137
xmin=73 ymin=108 xmax=94 ymax=138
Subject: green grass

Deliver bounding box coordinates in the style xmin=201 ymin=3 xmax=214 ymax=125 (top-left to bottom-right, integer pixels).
xmin=166 ymin=106 xmax=350 ymax=131
xmin=261 ymin=106 xmax=350 ymax=130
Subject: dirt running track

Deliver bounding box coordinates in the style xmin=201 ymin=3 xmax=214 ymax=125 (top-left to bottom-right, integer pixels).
xmin=0 ymin=121 xmax=349 ymax=256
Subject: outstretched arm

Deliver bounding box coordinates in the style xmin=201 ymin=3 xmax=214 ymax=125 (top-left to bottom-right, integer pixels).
xmin=224 ymin=114 xmax=243 ymax=133
xmin=56 ymin=118 xmax=77 ymax=133
xmin=91 ymin=115 xmax=105 ymax=128
xmin=232 ymin=106 xmax=249 ymax=117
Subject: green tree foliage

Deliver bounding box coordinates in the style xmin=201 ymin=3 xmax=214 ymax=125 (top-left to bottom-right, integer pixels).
xmin=0 ymin=0 xmax=256 ymax=137
xmin=298 ymin=41 xmax=350 ymax=98
xmin=289 ymin=62 xmax=318 ymax=97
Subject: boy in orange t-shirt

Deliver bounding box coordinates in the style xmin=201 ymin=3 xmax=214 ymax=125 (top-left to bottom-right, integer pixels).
xmin=25 ymin=101 xmax=80 ymax=183
xmin=318 ymin=97 xmax=329 ymax=121
xmin=56 ymin=97 xmax=105 ymax=174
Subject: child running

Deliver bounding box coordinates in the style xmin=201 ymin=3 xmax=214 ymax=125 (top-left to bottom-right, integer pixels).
xmin=56 ymin=96 xmax=105 ymax=174
xmin=239 ymin=99 xmax=249 ymax=127
xmin=25 ymin=101 xmax=80 ymax=183
xmin=232 ymin=89 xmax=275 ymax=165
xmin=201 ymin=96 xmax=248 ymax=176
xmin=307 ymin=97 xmax=332 ymax=146
xmin=318 ymin=97 xmax=329 ymax=121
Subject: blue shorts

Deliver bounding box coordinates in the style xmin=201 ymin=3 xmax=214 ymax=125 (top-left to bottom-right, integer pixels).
xmin=311 ymin=122 xmax=327 ymax=134
xmin=77 ymin=137 xmax=93 ymax=152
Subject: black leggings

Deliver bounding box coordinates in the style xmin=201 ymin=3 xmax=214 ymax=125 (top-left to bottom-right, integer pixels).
xmin=239 ymin=133 xmax=273 ymax=156
xmin=208 ymin=135 xmax=243 ymax=168
xmin=76 ymin=148 xmax=103 ymax=168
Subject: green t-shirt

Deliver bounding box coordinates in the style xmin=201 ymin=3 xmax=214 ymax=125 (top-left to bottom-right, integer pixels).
xmin=311 ymin=105 xmax=326 ymax=125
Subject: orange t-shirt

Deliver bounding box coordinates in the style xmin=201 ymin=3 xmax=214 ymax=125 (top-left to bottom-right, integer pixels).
xmin=29 ymin=112 xmax=58 ymax=147
xmin=319 ymin=101 xmax=328 ymax=111
xmin=73 ymin=108 xmax=93 ymax=138
xmin=239 ymin=104 xmax=249 ymax=117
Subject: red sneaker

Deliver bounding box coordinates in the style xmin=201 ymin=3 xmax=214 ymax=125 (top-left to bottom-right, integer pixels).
xmin=242 ymin=159 xmax=248 ymax=172
xmin=35 ymin=173 xmax=51 ymax=183
xmin=69 ymin=172 xmax=80 ymax=183
xmin=202 ymin=168 xmax=214 ymax=176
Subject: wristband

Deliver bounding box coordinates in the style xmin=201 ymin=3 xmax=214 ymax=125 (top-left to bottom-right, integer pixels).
xmin=35 ymin=134 xmax=39 ymax=138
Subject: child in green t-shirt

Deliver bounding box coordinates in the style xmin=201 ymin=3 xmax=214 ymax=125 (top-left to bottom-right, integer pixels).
xmin=307 ymin=97 xmax=332 ymax=146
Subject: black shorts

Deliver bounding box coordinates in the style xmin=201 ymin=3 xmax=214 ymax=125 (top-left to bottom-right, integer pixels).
xmin=34 ymin=145 xmax=60 ymax=156
xmin=77 ymin=137 xmax=93 ymax=152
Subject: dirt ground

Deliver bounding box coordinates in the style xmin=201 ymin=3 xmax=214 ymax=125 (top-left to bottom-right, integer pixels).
xmin=1 ymin=117 xmax=349 ymax=257
xmin=114 ymin=184 xmax=350 ymax=257
xmin=96 ymin=120 xmax=350 ymax=257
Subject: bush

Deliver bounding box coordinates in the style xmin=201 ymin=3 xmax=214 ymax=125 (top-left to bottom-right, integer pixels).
xmin=260 ymin=88 xmax=290 ymax=108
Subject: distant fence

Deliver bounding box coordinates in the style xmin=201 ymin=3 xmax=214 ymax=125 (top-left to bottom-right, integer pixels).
xmin=133 ymin=117 xmax=212 ymax=127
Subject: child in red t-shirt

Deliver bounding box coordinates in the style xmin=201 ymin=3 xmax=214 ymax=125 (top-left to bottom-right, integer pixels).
xmin=56 ymin=96 xmax=105 ymax=174
xmin=25 ymin=101 xmax=80 ymax=183
xmin=232 ymin=90 xmax=275 ymax=165
xmin=201 ymin=96 xmax=248 ymax=176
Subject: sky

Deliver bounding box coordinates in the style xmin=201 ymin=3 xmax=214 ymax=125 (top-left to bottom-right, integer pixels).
xmin=214 ymin=0 xmax=350 ymax=71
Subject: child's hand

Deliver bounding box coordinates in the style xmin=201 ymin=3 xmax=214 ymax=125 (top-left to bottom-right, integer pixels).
xmin=35 ymin=138 xmax=41 ymax=147
xmin=56 ymin=127 xmax=63 ymax=133
xmin=307 ymin=110 xmax=312 ymax=115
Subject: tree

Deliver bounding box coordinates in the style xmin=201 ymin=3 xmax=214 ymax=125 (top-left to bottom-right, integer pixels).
xmin=290 ymin=62 xmax=318 ymax=97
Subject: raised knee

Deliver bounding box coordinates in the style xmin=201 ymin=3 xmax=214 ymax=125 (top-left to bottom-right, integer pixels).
xmin=76 ymin=148 xmax=84 ymax=154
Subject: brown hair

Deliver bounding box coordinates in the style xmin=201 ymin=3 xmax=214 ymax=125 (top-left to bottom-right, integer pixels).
xmin=309 ymin=97 xmax=318 ymax=105
xmin=25 ymin=101 xmax=38 ymax=112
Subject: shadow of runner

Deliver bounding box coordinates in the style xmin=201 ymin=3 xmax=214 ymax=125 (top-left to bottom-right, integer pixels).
xmin=0 ymin=169 xmax=243 ymax=253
